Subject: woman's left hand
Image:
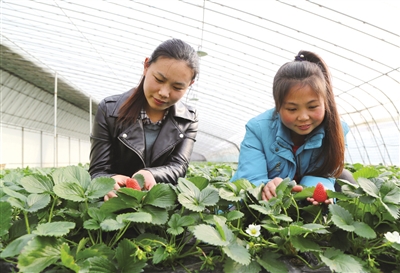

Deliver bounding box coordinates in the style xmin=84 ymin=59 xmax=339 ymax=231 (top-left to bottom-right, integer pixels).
xmin=133 ymin=170 xmax=157 ymax=190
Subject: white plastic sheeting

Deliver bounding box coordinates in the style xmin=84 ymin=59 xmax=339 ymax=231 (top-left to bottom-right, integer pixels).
xmin=1 ymin=0 xmax=399 ymax=165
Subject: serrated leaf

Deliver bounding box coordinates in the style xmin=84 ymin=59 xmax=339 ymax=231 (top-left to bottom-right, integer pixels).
xmin=178 ymin=193 xmax=204 ymax=212
xmin=187 ymin=176 xmax=209 ymax=190
xmin=153 ymin=246 xmax=168 ymax=264
xmin=18 ymin=236 xmax=62 ymax=273
xmin=193 ymin=224 xmax=230 ymax=246
xmin=320 ymin=249 xmax=363 ymax=273
xmin=0 ymin=234 xmax=36 ymax=258
xmin=21 ymin=175 xmax=53 ymax=194
xmin=222 ymin=241 xmax=250 ymax=265
xmin=219 ymin=187 xmax=243 ymax=202
xmin=379 ymin=200 xmax=400 ymax=220
xmin=358 ymin=177 xmax=379 ymax=197
xmin=0 ymin=201 xmax=12 ymax=236
xmin=352 ymin=221 xmax=376 ymax=239
xmin=85 ymin=177 xmax=115 ymax=199
xmin=100 ymin=219 xmax=126 ymax=231
xmin=53 ymin=182 xmax=86 ymax=202
xmin=226 ymin=210 xmax=244 ymax=221
xmin=80 ymin=256 xmax=117 ymax=272
xmin=115 ymin=239 xmax=147 ymax=273
xmin=143 ymin=183 xmax=176 ymax=208
xmin=139 ymin=206 xmax=169 ymax=225
xmin=224 ymin=258 xmax=261 ymax=273
xmin=52 ymin=166 xmax=91 ymax=189
xmin=33 ymin=221 xmax=75 ymax=237
xmin=199 ymin=187 xmax=219 ymax=206
xmin=60 ymin=243 xmax=80 ymax=273
xmin=329 ymin=204 xmax=355 ymax=231
xmin=83 ymin=219 xmax=101 ymax=230
xmin=167 ymin=214 xmax=195 ymax=235
xmin=249 ymin=204 xmax=274 ymax=215
xmin=117 ymin=211 xmax=152 ymax=224
xmin=2 ymin=186 xmax=27 ymax=202
xmin=257 ymin=250 xmax=287 ymax=273
xmin=26 ymin=193 xmax=51 ymax=212
xmin=291 ymin=235 xmax=322 ymax=252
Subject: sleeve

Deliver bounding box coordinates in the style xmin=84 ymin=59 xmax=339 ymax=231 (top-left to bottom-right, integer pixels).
xmin=88 ymin=100 xmax=116 ymax=179
xmin=230 ymin=119 xmax=271 ymax=186
xmin=145 ymin=111 xmax=199 ymax=184
xmin=341 ymin=120 xmax=349 ymax=147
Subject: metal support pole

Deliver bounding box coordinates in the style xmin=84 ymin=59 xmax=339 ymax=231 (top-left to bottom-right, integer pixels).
xmin=89 ymin=96 xmax=92 ymax=135
xmin=54 ymin=72 xmax=58 ymax=167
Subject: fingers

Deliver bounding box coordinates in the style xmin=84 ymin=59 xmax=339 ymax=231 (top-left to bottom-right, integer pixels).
xmin=104 ymin=189 xmax=117 ymax=201
xmin=262 ymin=182 xmax=277 ymax=201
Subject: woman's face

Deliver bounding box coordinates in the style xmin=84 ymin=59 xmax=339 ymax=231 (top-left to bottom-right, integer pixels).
xmin=279 ymin=83 xmax=325 ymax=145
xmin=143 ymin=57 xmax=194 ymax=118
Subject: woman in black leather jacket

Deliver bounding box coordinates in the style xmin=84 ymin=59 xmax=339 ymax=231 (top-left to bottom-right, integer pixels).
xmin=89 ymin=38 xmax=200 ymax=200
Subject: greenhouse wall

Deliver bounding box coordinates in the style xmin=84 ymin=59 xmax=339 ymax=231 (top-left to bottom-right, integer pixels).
xmin=1 ymin=70 xmax=92 ymax=169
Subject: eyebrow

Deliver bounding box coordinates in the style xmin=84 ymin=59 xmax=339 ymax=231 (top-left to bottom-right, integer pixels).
xmin=284 ymin=99 xmax=320 ymax=105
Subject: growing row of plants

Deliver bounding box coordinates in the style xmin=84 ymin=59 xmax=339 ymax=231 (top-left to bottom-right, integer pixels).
xmin=0 ymin=163 xmax=399 ymax=273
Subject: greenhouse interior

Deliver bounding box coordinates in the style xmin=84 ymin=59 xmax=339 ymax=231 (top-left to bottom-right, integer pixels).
xmin=1 ymin=2 xmax=400 ymax=273
xmin=1 ymin=0 xmax=399 ymax=168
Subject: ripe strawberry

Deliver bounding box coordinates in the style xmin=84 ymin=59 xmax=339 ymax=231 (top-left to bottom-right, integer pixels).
xmin=313 ymin=182 xmax=327 ymax=202
xmin=126 ymin=178 xmax=141 ymax=191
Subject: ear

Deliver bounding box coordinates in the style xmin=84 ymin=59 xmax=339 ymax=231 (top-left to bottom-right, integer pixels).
xmin=189 ymin=80 xmax=195 ymax=86
xmin=143 ymin=57 xmax=150 ymax=74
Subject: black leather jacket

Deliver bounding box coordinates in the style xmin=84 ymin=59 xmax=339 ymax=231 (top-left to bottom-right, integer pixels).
xmin=89 ymin=90 xmax=198 ymax=184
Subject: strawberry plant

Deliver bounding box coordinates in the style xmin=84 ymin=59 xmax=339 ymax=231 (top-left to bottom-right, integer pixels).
xmin=0 ymin=163 xmax=399 ymax=273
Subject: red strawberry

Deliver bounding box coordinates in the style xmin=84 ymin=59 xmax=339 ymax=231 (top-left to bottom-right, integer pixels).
xmin=313 ymin=182 xmax=327 ymax=202
xmin=126 ymin=178 xmax=141 ymax=191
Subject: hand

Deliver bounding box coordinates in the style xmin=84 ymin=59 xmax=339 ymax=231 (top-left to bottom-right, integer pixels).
xmin=262 ymin=177 xmax=303 ymax=201
xmin=134 ymin=170 xmax=157 ymax=190
xmin=104 ymin=174 xmax=130 ymax=201
xmin=306 ymin=197 xmax=334 ymax=206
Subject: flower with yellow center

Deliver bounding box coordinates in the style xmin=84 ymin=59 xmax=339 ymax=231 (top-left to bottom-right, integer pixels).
xmin=246 ymin=224 xmax=261 ymax=237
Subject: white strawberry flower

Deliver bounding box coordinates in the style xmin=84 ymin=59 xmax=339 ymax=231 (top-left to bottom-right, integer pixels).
xmin=246 ymin=224 xmax=261 ymax=237
xmin=384 ymin=231 xmax=400 ymax=244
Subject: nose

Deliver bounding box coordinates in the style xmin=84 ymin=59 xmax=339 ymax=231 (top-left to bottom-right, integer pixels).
xmin=297 ymin=110 xmax=309 ymax=121
xmin=158 ymin=85 xmax=169 ymax=98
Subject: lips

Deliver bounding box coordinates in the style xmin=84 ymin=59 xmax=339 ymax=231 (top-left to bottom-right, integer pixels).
xmin=297 ymin=124 xmax=311 ymax=131
xmin=153 ymin=97 xmax=166 ymax=105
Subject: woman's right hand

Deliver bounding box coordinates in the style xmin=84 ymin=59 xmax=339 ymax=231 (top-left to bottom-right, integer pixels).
xmin=104 ymin=175 xmax=130 ymax=201
xmin=262 ymin=177 xmax=303 ymax=201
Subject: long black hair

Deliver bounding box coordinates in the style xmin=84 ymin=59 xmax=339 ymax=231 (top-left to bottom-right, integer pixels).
xmin=117 ymin=38 xmax=199 ymax=126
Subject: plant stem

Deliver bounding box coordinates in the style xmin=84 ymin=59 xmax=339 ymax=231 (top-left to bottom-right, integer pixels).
xmin=23 ymin=211 xmax=30 ymax=234
xmin=48 ymin=195 xmax=58 ymax=223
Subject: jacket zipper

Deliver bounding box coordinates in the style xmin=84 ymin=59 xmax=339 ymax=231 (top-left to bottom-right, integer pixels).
xmin=118 ymin=137 xmax=146 ymax=168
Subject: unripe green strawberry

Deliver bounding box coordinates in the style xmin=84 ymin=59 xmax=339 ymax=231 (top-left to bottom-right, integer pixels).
xmin=126 ymin=178 xmax=141 ymax=191
xmin=313 ymin=182 xmax=327 ymax=202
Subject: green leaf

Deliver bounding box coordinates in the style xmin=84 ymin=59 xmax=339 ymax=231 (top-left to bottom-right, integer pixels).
xmin=115 ymin=239 xmax=147 ymax=273
xmin=60 ymin=243 xmax=80 ymax=273
xmin=199 ymin=187 xmax=219 ymax=206
xmin=139 ymin=206 xmax=169 ymax=225
xmin=133 ymin=173 xmax=145 ymax=189
xmin=358 ymin=177 xmax=379 ymax=198
xmin=100 ymin=196 xmax=132 ymax=213
xmin=2 ymin=186 xmax=27 ymax=202
xmin=33 ymin=221 xmax=75 ymax=237
xmin=257 ymin=250 xmax=287 ymax=273
xmin=219 ymin=187 xmax=243 ymax=202
xmin=193 ymin=224 xmax=230 ymax=246
xmin=100 ymin=219 xmax=126 ymax=231
xmin=0 ymin=234 xmax=36 ymax=258
xmin=21 ymin=174 xmax=53 ymax=194
xmin=117 ymin=211 xmax=153 ymax=224
xmin=222 ymin=240 xmax=250 ymax=265
xmin=53 ymin=182 xmax=86 ymax=202
xmin=167 ymin=214 xmax=195 ymax=235
xmin=226 ymin=210 xmax=244 ymax=221
xmin=320 ymin=248 xmax=363 ymax=273
xmin=0 ymin=201 xmax=12 ymax=236
xmin=52 ymin=165 xmax=91 ymax=189
xmin=353 ymin=167 xmax=379 ymax=181
xmin=352 ymin=221 xmax=376 ymax=239
xmin=80 ymin=256 xmax=117 ymax=272
xmin=85 ymin=177 xmax=115 ymax=199
xmin=26 ymin=193 xmax=51 ymax=212
xmin=187 ymin=176 xmax=209 ymax=190
xmin=291 ymin=235 xmax=322 ymax=252
xmin=153 ymin=246 xmax=168 ymax=264
xmin=329 ymin=204 xmax=355 ymax=232
xmin=18 ymin=236 xmax=63 ymax=273
xmin=224 ymin=258 xmax=261 ymax=273
xmin=143 ymin=183 xmax=176 ymax=208
xmin=83 ymin=219 xmax=101 ymax=230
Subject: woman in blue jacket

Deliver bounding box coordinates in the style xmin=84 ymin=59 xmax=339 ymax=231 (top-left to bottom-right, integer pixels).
xmin=231 ymin=50 xmax=353 ymax=205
